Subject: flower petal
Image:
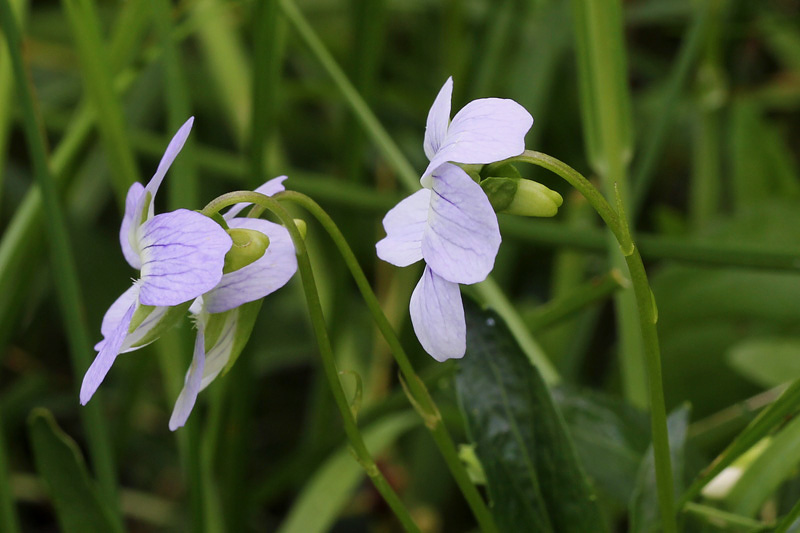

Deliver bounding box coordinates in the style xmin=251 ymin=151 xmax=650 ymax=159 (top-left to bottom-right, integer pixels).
xmin=421 ymin=98 xmax=533 ymax=180
xmin=138 ymin=209 xmax=232 ymax=307
xmin=421 ymin=164 xmax=501 ymax=284
xmin=199 ymin=308 xmax=238 ymax=390
xmin=143 ymin=117 xmax=194 ymax=219
xmin=224 ymin=175 xmax=288 ymax=220
xmin=98 ymin=285 xmax=139 ymax=346
xmin=203 ymin=218 xmax=297 ymax=313
xmin=120 ymin=182 xmax=145 ymax=269
xmin=423 ymin=77 xmax=453 ymax=161
xmin=409 ymin=266 xmax=465 ymax=361
xmin=169 ymin=326 xmax=206 ymax=430
xmin=376 ymin=188 xmax=431 ymax=267
xmin=81 ymin=303 xmax=136 ymax=404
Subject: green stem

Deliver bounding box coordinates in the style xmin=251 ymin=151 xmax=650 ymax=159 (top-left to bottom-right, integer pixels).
xmin=683 ymin=502 xmax=770 ymax=531
xmin=0 ymin=0 xmax=122 ymax=526
xmin=271 ymin=191 xmax=499 ymax=533
xmin=278 ymin=0 xmax=418 ymax=191
xmin=509 ymin=150 xmax=677 ymax=533
xmin=202 ymin=192 xmax=421 ymax=533
xmin=774 ymin=497 xmax=800 ymax=533
xmin=0 ymin=407 xmax=20 ymax=533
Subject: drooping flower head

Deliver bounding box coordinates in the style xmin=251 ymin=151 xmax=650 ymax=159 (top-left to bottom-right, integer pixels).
xmin=81 ymin=118 xmax=232 ymax=405
xmin=377 ymin=78 xmax=533 ymax=361
xmin=169 ymin=177 xmax=298 ymax=430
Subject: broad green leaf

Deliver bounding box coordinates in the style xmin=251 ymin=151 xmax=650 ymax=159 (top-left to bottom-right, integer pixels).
xmin=27 ymin=409 xmax=123 ymax=533
xmin=277 ymin=411 xmax=418 ymax=533
xmin=728 ymin=338 xmax=800 ymax=388
xmin=629 ymin=405 xmax=690 ymax=533
xmin=455 ymin=300 xmax=607 ymax=533
xmin=554 ymin=387 xmax=650 ymax=506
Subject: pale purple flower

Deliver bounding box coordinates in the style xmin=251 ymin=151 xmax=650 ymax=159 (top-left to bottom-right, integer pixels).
xmin=81 ymin=118 xmax=232 ymax=405
xmin=420 ymin=77 xmax=533 ymax=187
xmin=169 ymin=177 xmax=298 ymax=430
xmin=376 ymin=78 xmax=532 ymax=361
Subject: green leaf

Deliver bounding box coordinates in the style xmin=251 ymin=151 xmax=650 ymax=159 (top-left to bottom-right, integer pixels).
xmin=555 ymin=387 xmax=651 ymax=506
xmin=629 ymin=405 xmax=690 ymax=533
xmin=455 ymin=299 xmax=607 ymax=533
xmin=27 ymin=409 xmax=123 ymax=533
xmin=276 ymin=411 xmax=418 ymax=533
xmin=728 ymin=338 xmax=800 ymax=388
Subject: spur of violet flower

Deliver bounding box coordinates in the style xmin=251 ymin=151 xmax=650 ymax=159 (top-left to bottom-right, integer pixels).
xmin=376 ymin=77 xmax=533 ymax=361
xmin=169 ymin=176 xmax=298 ymax=430
xmin=81 ymin=117 xmax=232 ymax=405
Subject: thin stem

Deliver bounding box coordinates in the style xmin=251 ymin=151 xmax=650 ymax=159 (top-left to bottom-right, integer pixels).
xmin=272 ymin=191 xmax=499 ymax=533
xmin=683 ymin=502 xmax=770 ymax=531
xmin=774 ymin=497 xmax=800 ymax=533
xmin=202 ymin=192 xmax=421 ymax=533
xmin=0 ymin=0 xmax=122 ymax=526
xmin=509 ymin=150 xmax=677 ymax=533
xmin=278 ymin=0 xmax=418 ymax=191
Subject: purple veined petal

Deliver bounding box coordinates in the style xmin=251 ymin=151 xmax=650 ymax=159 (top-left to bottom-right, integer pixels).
xmin=203 ymin=218 xmax=297 ymax=313
xmin=223 ymin=176 xmax=289 ymax=220
xmin=120 ymin=182 xmax=145 ymax=269
xmin=422 ymin=164 xmax=501 ymax=284
xmin=81 ymin=303 xmax=136 ymax=404
xmin=97 ymin=285 xmax=139 ymax=349
xmin=409 ymin=266 xmax=465 ymax=362
xmin=169 ymin=325 xmax=206 ymax=430
xmin=376 ymin=188 xmax=431 ymax=268
xmin=421 ymin=98 xmax=533 ymax=180
xmin=423 ymin=77 xmax=453 ymax=162
xmin=142 ymin=117 xmax=194 ymax=219
xmin=138 ymin=209 xmax=232 ymax=307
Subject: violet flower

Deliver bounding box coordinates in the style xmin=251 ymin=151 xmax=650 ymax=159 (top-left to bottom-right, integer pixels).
xmin=376 ymin=78 xmax=533 ymax=361
xmin=169 ymin=177 xmax=298 ymax=430
xmin=81 ymin=118 xmax=232 ymax=405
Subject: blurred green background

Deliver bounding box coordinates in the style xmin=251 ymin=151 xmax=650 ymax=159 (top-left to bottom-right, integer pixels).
xmin=2 ymin=0 xmax=800 ymax=531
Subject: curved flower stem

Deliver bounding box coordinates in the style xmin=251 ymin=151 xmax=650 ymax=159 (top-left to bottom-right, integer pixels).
xmin=271 ymin=190 xmax=499 ymax=533
xmin=202 ymin=192 xmax=421 ymax=533
xmin=509 ymin=150 xmax=677 ymax=533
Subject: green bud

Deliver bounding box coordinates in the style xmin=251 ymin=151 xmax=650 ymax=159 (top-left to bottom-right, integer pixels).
xmin=481 ymin=177 xmax=563 ymax=218
xmin=223 ymin=228 xmax=270 ymax=274
xmin=293 ymin=218 xmax=307 ymax=240
xmin=458 ymin=444 xmax=487 ymax=485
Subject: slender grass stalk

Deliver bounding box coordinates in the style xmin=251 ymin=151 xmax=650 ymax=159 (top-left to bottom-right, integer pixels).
xmin=0 ymin=1 xmax=122 ymax=527
xmin=278 ymin=0 xmax=418 ymax=191
xmin=251 ymin=0 xmax=283 ymax=185
xmin=0 ymin=0 xmax=27 ymax=216
xmin=510 ymin=150 xmax=677 ymax=533
xmin=570 ymin=0 xmax=646 ymax=409
xmin=202 ymin=192 xmax=421 ymax=533
xmin=269 ymin=191 xmax=499 ymax=533
xmin=526 ymin=270 xmax=626 ymax=333
xmin=631 ymin=0 xmax=713 ymax=217
xmin=0 ymin=408 xmax=20 ymax=533
xmin=191 ymin=0 xmax=251 ymax=145
xmin=60 ymin=0 xmax=139 ymax=205
xmin=683 ymin=502 xmax=770 ymax=531
xmin=774 ymin=497 xmax=800 ymax=533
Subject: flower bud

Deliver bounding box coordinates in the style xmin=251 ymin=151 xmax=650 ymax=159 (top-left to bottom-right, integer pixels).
xmin=223 ymin=228 xmax=270 ymax=274
xmin=481 ymin=177 xmax=563 ymax=217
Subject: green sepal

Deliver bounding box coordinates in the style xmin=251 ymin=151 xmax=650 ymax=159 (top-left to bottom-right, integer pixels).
xmin=223 ymin=228 xmax=269 ymax=274
xmin=128 ymin=301 xmax=191 ymax=349
xmin=482 ymin=177 xmax=563 ymax=217
xmin=221 ymin=299 xmax=263 ymax=376
xmin=484 ymin=161 xmax=522 ymax=180
xmin=128 ymin=304 xmax=155 ymax=333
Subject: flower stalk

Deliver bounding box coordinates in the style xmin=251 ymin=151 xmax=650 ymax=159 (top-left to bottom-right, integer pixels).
xmin=509 ymin=150 xmax=677 ymax=533
xmin=202 ymin=191 xmax=421 ymax=533
xmin=272 ymin=190 xmax=499 ymax=533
